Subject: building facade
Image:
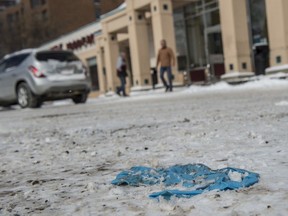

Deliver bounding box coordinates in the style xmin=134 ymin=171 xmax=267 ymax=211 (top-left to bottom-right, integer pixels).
xmin=0 ymin=0 xmax=18 ymax=9
xmin=0 ymin=0 xmax=125 ymax=58
xmin=39 ymin=0 xmax=288 ymax=94
xmin=94 ymin=0 xmax=124 ymax=19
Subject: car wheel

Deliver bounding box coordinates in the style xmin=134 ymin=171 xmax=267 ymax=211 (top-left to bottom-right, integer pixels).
xmin=72 ymin=93 xmax=88 ymax=104
xmin=17 ymin=83 xmax=42 ymax=109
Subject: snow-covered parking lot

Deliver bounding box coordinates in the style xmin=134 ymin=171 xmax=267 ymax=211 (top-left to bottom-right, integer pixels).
xmin=0 ymin=79 xmax=288 ymax=216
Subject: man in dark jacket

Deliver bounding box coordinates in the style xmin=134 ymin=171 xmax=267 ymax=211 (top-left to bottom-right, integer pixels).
xmin=116 ymin=52 xmax=128 ymax=96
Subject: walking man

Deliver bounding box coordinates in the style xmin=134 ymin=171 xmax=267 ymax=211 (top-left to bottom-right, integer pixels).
xmin=157 ymin=39 xmax=176 ymax=92
xmin=116 ymin=52 xmax=128 ymax=96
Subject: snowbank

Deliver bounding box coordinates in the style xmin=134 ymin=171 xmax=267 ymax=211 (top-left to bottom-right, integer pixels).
xmin=275 ymin=101 xmax=288 ymax=106
xmin=184 ymin=78 xmax=288 ymax=95
xmin=265 ymin=64 xmax=288 ymax=74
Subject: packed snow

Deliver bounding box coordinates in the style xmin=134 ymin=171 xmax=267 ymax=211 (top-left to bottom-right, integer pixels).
xmin=0 ymin=78 xmax=288 ymax=215
xmin=275 ymin=101 xmax=288 ymax=107
xmin=265 ymin=64 xmax=288 ymax=74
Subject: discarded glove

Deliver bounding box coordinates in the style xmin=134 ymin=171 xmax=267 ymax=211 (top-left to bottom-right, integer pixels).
xmin=112 ymin=164 xmax=260 ymax=200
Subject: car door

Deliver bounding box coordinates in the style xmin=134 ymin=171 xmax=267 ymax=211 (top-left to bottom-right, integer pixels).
xmin=0 ymin=54 xmax=30 ymax=100
xmin=0 ymin=59 xmax=8 ymax=100
xmin=0 ymin=57 xmax=19 ymax=100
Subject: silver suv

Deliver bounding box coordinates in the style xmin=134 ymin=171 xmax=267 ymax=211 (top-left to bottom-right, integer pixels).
xmin=0 ymin=49 xmax=91 ymax=108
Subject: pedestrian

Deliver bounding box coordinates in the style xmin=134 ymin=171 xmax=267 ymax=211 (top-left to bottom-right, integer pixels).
xmin=116 ymin=52 xmax=128 ymax=97
xmin=156 ymin=39 xmax=176 ymax=92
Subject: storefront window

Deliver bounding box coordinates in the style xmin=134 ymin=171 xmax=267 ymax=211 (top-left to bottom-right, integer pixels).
xmin=87 ymin=57 xmax=99 ymax=91
xmin=186 ymin=15 xmax=206 ymax=68
xmin=248 ymin=0 xmax=269 ymax=75
xmin=174 ymin=8 xmax=188 ymax=71
xmin=184 ymin=0 xmax=220 ymax=68
xmin=208 ymin=32 xmax=223 ymax=55
xmin=174 ymin=0 xmax=224 ymax=81
xmin=205 ymin=9 xmax=220 ymax=27
xmin=249 ymin=0 xmax=268 ymax=45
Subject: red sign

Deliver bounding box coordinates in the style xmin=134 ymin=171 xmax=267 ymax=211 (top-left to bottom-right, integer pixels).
xmin=66 ymin=34 xmax=95 ymax=51
xmin=51 ymin=44 xmax=63 ymax=50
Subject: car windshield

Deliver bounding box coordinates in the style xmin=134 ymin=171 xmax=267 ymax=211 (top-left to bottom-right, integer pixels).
xmin=36 ymin=51 xmax=79 ymax=62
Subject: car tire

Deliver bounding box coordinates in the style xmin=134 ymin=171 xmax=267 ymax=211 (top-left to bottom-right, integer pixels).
xmin=72 ymin=93 xmax=88 ymax=104
xmin=17 ymin=83 xmax=42 ymax=109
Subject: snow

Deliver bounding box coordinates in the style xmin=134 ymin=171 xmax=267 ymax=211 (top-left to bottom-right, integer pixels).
xmin=118 ymin=2 xmax=127 ymax=10
xmin=0 ymin=78 xmax=288 ymax=215
xmin=221 ymin=71 xmax=254 ymax=79
xmin=275 ymin=101 xmax=288 ymax=107
xmin=228 ymin=171 xmax=244 ymax=182
xmin=183 ymin=78 xmax=288 ymax=95
xmin=266 ymin=64 xmax=288 ymax=74
xmin=41 ymin=60 xmax=83 ymax=70
xmin=4 ymin=49 xmax=35 ymax=59
xmin=266 ymin=72 xmax=288 ymax=79
xmin=95 ymin=78 xmax=288 ymax=104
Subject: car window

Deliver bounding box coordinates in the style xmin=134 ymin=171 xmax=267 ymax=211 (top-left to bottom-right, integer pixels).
xmin=5 ymin=53 xmax=30 ymax=70
xmin=0 ymin=60 xmax=6 ymax=73
xmin=36 ymin=51 xmax=79 ymax=62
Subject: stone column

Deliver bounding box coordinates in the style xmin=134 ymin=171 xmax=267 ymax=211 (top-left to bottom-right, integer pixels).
xmin=265 ymin=0 xmax=288 ymax=67
xmin=102 ymin=33 xmax=120 ymax=92
xmin=127 ymin=10 xmax=151 ymax=87
xmin=95 ymin=37 xmax=107 ymax=93
xmin=219 ymin=0 xmax=253 ymax=73
xmin=150 ymin=0 xmax=182 ymax=83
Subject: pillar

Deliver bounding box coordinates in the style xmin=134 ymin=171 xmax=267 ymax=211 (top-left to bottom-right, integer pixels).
xmin=103 ymin=33 xmax=120 ymax=92
xmin=127 ymin=10 xmax=151 ymax=87
xmin=265 ymin=0 xmax=288 ymax=67
xmin=219 ymin=0 xmax=253 ymax=73
xmin=95 ymin=37 xmax=107 ymax=93
xmin=150 ymin=0 xmax=182 ymax=83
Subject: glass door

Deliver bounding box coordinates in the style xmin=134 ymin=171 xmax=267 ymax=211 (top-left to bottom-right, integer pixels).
xmin=87 ymin=57 xmax=100 ymax=91
xmin=248 ymin=0 xmax=269 ymax=75
xmin=205 ymin=24 xmax=225 ymax=79
xmin=184 ymin=0 xmax=224 ymax=82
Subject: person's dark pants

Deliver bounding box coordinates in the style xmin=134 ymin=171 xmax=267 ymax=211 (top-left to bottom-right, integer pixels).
xmin=117 ymin=75 xmax=126 ymax=96
xmin=160 ymin=66 xmax=173 ymax=91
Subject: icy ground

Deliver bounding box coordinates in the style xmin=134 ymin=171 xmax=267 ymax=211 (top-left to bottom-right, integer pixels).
xmin=0 ymin=79 xmax=288 ymax=216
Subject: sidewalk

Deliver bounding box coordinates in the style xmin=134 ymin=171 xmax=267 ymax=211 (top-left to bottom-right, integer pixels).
xmin=88 ymin=91 xmax=102 ymax=99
